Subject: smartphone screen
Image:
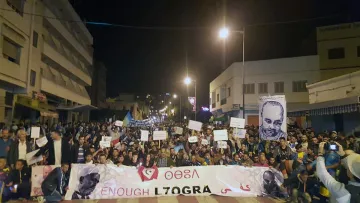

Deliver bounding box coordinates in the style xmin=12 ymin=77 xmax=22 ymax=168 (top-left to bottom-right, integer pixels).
xmin=330 ymin=144 xmax=337 ymax=150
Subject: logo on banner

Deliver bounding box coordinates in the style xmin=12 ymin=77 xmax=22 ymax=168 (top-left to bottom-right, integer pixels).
xmin=138 ymin=166 xmax=159 ymax=181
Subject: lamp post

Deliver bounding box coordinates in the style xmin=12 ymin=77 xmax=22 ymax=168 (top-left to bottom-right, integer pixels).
xmin=184 ymin=77 xmax=197 ymax=121
xmin=219 ymin=27 xmax=245 ymax=119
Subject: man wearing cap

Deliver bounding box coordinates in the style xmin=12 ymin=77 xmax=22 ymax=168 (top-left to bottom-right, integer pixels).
xmin=316 ymin=142 xmax=360 ymax=202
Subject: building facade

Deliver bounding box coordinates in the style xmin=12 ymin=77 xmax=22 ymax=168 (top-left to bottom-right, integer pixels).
xmin=87 ymin=61 xmax=106 ymax=108
xmin=0 ymin=0 xmax=93 ymax=124
xmin=317 ymin=22 xmax=360 ymax=80
xmin=209 ymin=56 xmax=319 ymax=126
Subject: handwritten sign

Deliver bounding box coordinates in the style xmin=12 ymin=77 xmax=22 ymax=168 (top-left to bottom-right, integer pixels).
xmin=235 ymin=129 xmax=247 ymax=138
xmin=100 ymin=141 xmax=110 ymax=148
xmin=115 ymin=120 xmax=123 ymax=127
xmin=230 ymin=117 xmax=245 ymax=128
xmin=188 ymin=120 xmax=203 ymax=131
xmin=201 ymin=139 xmax=209 ymax=145
xmin=26 ymin=149 xmax=43 ymax=165
xmin=153 ymin=131 xmax=167 ymax=140
xmin=174 ymin=127 xmax=183 ymax=135
xmin=102 ymin=136 xmax=112 ymax=142
xmin=218 ymin=141 xmax=228 ymax=149
xmin=31 ymin=127 xmax=40 ymax=138
xmin=214 ymin=130 xmax=228 ymax=141
xmin=188 ymin=136 xmax=198 ymax=143
xmin=140 ymin=130 xmax=149 ymax=141
xmin=36 ymin=136 xmax=48 ymax=147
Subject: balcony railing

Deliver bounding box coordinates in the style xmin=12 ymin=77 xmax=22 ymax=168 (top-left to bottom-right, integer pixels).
xmin=220 ymin=98 xmax=227 ymax=105
xmin=43 ymin=34 xmax=91 ymax=77
xmin=41 ymin=66 xmax=89 ymax=98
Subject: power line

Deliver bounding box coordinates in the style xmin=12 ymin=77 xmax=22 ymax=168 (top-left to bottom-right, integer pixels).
xmin=0 ymin=7 xmax=342 ymax=30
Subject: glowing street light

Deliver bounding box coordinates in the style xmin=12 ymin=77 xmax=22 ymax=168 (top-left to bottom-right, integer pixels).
xmin=173 ymin=94 xmax=177 ymax=99
xmin=169 ymin=102 xmax=172 ymax=104
xmin=171 ymin=109 xmax=175 ymax=114
xmin=184 ymin=77 xmax=192 ymax=85
xmin=219 ymin=27 xmax=229 ymax=39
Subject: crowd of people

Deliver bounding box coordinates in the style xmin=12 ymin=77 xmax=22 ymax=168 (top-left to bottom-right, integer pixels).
xmin=0 ymin=121 xmax=360 ymax=202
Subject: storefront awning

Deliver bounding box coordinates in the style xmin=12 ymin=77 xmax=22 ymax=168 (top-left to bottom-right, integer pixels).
xmin=288 ymin=96 xmax=359 ymax=117
xmin=56 ymin=104 xmax=98 ymax=112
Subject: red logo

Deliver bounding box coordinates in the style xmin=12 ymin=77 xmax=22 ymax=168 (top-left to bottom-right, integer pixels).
xmin=138 ymin=166 xmax=159 ymax=181
xmin=221 ymin=188 xmax=232 ymax=194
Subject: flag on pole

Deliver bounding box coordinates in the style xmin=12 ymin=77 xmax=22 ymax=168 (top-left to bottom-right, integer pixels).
xmin=123 ymin=111 xmax=133 ymax=127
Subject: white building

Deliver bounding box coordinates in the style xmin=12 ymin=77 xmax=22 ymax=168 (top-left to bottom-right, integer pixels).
xmin=304 ymin=70 xmax=360 ymax=134
xmin=209 ymin=55 xmax=319 ymax=126
xmin=0 ymin=0 xmax=93 ymax=124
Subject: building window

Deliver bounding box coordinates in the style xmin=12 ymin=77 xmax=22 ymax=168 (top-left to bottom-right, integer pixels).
xmin=216 ymin=94 xmax=219 ymax=102
xmin=33 ymin=31 xmax=38 ymax=48
xmin=2 ymin=38 xmax=21 ymax=64
xmin=357 ymin=46 xmax=360 ymax=57
xmin=6 ymin=0 xmax=25 ymax=16
xmin=328 ymin=47 xmax=345 ymax=59
xmin=221 ymin=98 xmax=227 ymax=105
xmin=293 ymin=80 xmax=307 ymax=92
xmin=30 ymin=70 xmax=36 ymax=86
xmin=274 ymin=82 xmax=284 ymax=93
xmin=243 ymin=83 xmax=255 ymax=94
xmin=228 ymin=87 xmax=231 ymax=97
xmin=258 ymin=83 xmax=268 ymax=94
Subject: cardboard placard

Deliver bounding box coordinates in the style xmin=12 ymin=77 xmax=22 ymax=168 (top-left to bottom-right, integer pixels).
xmin=230 ymin=117 xmax=245 ymax=128
xmin=26 ymin=149 xmax=43 ymax=165
xmin=141 ymin=130 xmax=149 ymax=141
xmin=153 ymin=131 xmax=167 ymax=140
xmin=115 ymin=120 xmax=123 ymax=127
xmin=235 ymin=129 xmax=247 ymax=138
xmin=218 ymin=141 xmax=228 ymax=149
xmin=214 ymin=130 xmax=228 ymax=141
xmin=175 ymin=127 xmax=183 ymax=135
xmin=188 ymin=120 xmax=203 ymax=131
xmin=201 ymin=139 xmax=209 ymax=145
xmin=36 ymin=136 xmax=48 ymax=147
xmin=188 ymin=136 xmax=198 ymax=143
xmin=31 ymin=127 xmax=40 ymax=138
xmin=100 ymin=141 xmax=111 ymax=148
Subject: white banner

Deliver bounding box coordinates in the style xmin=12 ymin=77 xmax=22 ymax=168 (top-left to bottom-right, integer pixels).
xmin=259 ymin=95 xmax=287 ymax=141
xmin=65 ymin=165 xmax=283 ymax=200
xmin=140 ymin=130 xmax=149 ymax=141
xmin=31 ymin=165 xmax=60 ymax=196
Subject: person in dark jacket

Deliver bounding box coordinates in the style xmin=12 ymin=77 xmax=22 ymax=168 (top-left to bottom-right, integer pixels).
xmin=71 ymin=135 xmax=88 ymax=164
xmin=37 ymin=130 xmax=71 ymax=165
xmin=8 ymin=129 xmax=32 ymax=168
xmin=41 ymin=163 xmax=69 ymax=203
xmin=6 ymin=159 xmax=31 ymax=200
xmin=283 ymin=170 xmax=315 ymax=202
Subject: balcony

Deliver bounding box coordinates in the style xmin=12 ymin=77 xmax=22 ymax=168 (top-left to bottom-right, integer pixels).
xmin=42 ymin=40 xmax=91 ymax=86
xmin=43 ymin=7 xmax=92 ymax=64
xmin=221 ymin=98 xmax=227 ymax=105
xmin=41 ymin=68 xmax=90 ymax=105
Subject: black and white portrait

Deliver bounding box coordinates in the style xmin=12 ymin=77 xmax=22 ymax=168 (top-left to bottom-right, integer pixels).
xmin=259 ymin=96 xmax=287 ymax=141
xmin=71 ymin=169 xmax=100 ymax=200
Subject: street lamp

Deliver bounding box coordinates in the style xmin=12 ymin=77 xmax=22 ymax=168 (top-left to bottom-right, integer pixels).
xmin=169 ymin=102 xmax=172 ymax=105
xmin=184 ymin=77 xmax=192 ymax=85
xmin=184 ymin=76 xmax=197 ymax=121
xmin=219 ymin=27 xmax=229 ymax=39
xmin=219 ymin=27 xmax=246 ymax=119
xmin=173 ymin=94 xmax=177 ymax=99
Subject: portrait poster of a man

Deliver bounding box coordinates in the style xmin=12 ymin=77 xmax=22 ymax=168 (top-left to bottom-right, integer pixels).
xmin=259 ymin=95 xmax=287 ymax=141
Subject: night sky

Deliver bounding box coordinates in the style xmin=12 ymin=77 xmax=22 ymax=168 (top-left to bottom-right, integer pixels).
xmin=71 ymin=0 xmax=358 ymax=107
